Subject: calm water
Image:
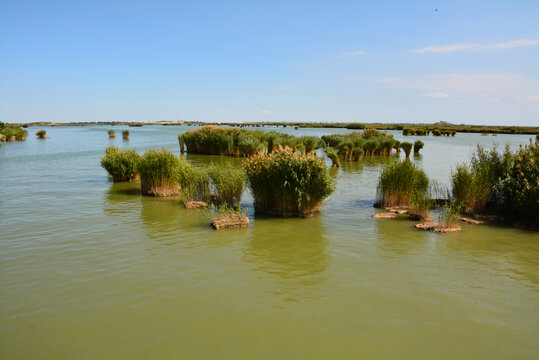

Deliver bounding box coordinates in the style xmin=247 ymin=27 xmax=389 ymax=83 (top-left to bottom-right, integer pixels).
xmin=1 ymin=125 xmax=538 ymax=359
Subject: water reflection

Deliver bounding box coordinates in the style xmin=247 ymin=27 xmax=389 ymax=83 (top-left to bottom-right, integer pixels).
xmin=437 ymin=226 xmax=539 ymax=287
xmin=103 ymin=181 xmax=141 ymax=217
xmin=374 ymin=216 xmax=430 ymax=256
xmin=242 ymin=215 xmax=329 ymax=301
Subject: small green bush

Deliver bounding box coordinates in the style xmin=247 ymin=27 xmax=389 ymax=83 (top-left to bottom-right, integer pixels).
xmin=376 ymin=159 xmax=429 ymax=208
xmin=243 ymin=150 xmax=335 ymax=217
xmin=108 ymin=129 xmax=116 ymax=138
xmin=101 ymin=146 xmax=141 ymax=182
xmin=139 ymin=148 xmax=181 ymax=196
xmin=36 ymin=130 xmax=46 ymax=139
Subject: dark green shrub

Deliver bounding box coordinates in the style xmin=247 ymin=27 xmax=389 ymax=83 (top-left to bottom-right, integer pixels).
xmin=101 ymin=146 xmax=141 ymax=182
xmin=376 ymin=160 xmax=429 ymax=208
xmin=139 ymin=148 xmax=181 ymax=196
xmin=243 ymin=150 xmax=335 ymax=217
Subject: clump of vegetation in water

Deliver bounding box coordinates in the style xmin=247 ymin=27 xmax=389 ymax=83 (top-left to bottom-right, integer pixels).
xmin=413 ymin=140 xmax=424 ymax=154
xmin=501 ymin=139 xmax=538 ymax=228
xmin=439 ymin=200 xmax=462 ymax=227
xmin=321 ymin=129 xmax=395 ymax=161
xmin=177 ymin=160 xmax=210 ymax=204
xmin=139 ymin=148 xmax=180 ymax=196
xmin=122 ymin=130 xmax=129 ymax=140
xmin=100 ymin=146 xmax=141 ymax=182
xmin=243 ymin=150 xmax=335 ymax=217
xmin=400 ymin=142 xmax=413 ymax=158
xmin=108 ymin=129 xmax=116 ymax=138
xmin=450 ymin=144 xmax=512 ymax=214
xmin=207 ymin=162 xmax=244 ymax=206
xmin=324 ymin=147 xmax=341 ymax=167
xmin=1 ymin=126 xmax=28 ymax=141
xmin=35 ymin=130 xmax=46 ymax=139
xmin=179 ymin=125 xmax=310 ymax=156
xmin=376 ymin=159 xmax=429 ymax=208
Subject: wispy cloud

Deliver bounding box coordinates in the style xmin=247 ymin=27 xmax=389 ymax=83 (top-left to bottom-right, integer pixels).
xmin=411 ymin=43 xmax=477 ymax=53
xmin=412 ymin=38 xmax=539 ymax=53
xmin=524 ymin=94 xmax=539 ymax=103
xmin=484 ymin=38 xmax=539 ymax=49
xmin=333 ymin=51 xmax=364 ymax=58
xmin=375 ymin=73 xmax=537 ymax=96
xmin=488 ymin=97 xmax=500 ymax=103
xmin=420 ymin=92 xmax=449 ymax=98
xmin=260 ymin=110 xmax=271 ymax=115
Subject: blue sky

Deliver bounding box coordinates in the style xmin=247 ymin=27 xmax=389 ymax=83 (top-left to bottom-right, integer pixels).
xmin=1 ymin=0 xmax=538 ymax=125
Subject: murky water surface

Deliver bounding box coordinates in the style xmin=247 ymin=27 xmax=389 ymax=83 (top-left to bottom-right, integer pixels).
xmin=1 ymin=126 xmax=538 ymax=359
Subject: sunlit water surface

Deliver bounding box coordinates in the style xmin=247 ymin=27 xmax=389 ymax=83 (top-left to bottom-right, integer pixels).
xmin=1 ymin=126 xmax=538 ymax=359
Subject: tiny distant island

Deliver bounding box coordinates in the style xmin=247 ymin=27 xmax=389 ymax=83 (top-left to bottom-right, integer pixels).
xmin=5 ymin=120 xmax=539 ymax=135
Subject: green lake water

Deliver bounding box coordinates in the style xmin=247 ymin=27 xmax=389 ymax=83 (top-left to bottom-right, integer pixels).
xmin=1 ymin=125 xmax=538 ymax=359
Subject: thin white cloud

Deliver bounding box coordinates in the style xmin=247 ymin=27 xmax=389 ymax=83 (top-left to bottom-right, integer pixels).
xmin=375 ymin=73 xmax=537 ymax=96
xmin=411 ymin=43 xmax=477 ymax=53
xmin=484 ymin=38 xmax=539 ymax=49
xmin=525 ymin=94 xmax=539 ymax=103
xmin=260 ymin=110 xmax=271 ymax=115
xmin=420 ymin=92 xmax=449 ymax=98
xmin=488 ymin=97 xmax=500 ymax=103
xmin=333 ymin=51 xmax=364 ymax=58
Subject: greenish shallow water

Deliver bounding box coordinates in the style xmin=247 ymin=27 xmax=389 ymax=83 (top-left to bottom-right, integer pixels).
xmin=0 ymin=125 xmax=538 ymax=359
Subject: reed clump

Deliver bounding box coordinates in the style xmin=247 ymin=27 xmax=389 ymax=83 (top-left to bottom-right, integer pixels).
xmin=500 ymin=139 xmax=538 ymax=228
xmin=139 ymin=148 xmax=181 ymax=196
xmin=243 ymin=150 xmax=335 ymax=217
xmin=122 ymin=130 xmax=129 ymax=140
xmin=35 ymin=130 xmax=47 ymax=139
xmin=400 ymin=142 xmax=413 ymax=157
xmin=100 ymin=146 xmax=141 ymax=182
xmin=413 ymin=140 xmax=424 ymax=153
xmin=177 ymin=160 xmax=210 ymax=204
xmin=1 ymin=126 xmax=28 ymax=141
xmin=321 ymin=129 xmax=395 ymax=161
xmin=207 ymin=162 xmax=245 ymax=206
xmin=451 ymin=144 xmax=512 ymax=213
xmin=376 ymin=159 xmax=429 ymax=208
xmin=108 ymin=129 xmax=116 ymax=138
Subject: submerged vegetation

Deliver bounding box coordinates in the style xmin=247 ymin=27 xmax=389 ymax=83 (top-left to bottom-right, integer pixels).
xmin=243 ymin=150 xmax=335 ymax=217
xmin=376 ymin=160 xmax=429 ymax=208
xmin=139 ymin=148 xmax=181 ymax=196
xmin=101 ymin=146 xmax=141 ymax=182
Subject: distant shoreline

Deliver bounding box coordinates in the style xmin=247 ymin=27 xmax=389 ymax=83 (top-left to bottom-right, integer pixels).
xmin=6 ymin=121 xmax=539 ymax=135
